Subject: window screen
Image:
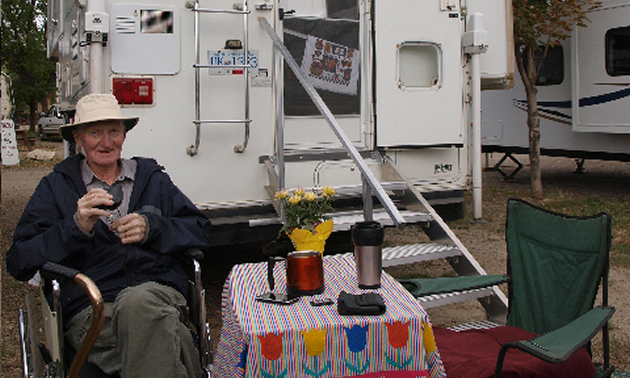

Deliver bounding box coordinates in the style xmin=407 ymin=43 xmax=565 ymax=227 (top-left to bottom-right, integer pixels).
xmin=283 ymin=13 xmax=360 ymax=116
xmin=327 ymin=0 xmax=359 ymax=20
xmin=535 ymin=45 xmax=564 ymax=86
xmin=606 ymin=26 xmax=630 ymax=76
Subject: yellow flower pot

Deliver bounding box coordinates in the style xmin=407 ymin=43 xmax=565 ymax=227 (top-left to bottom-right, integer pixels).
xmin=287 ymin=220 xmax=334 ymax=253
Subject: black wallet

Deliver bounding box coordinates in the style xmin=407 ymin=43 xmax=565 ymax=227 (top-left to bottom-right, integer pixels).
xmin=337 ymin=291 xmax=386 ymax=316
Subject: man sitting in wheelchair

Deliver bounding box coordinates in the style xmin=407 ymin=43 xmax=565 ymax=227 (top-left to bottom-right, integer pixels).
xmin=7 ymin=93 xmax=212 ymax=378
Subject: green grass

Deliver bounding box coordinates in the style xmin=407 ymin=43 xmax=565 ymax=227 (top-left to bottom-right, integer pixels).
xmin=448 ymin=184 xmax=630 ymax=270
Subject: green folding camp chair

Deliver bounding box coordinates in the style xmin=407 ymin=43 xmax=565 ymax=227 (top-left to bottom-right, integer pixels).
xmin=401 ymin=198 xmax=615 ymax=377
xmin=493 ymin=198 xmax=615 ymax=377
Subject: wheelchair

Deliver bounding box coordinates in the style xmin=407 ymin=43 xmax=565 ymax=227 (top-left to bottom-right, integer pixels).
xmin=18 ymin=249 xmax=213 ymax=378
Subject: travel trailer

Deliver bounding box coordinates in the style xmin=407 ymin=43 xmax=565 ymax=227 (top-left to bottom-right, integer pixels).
xmin=482 ymin=0 xmax=630 ymax=177
xmin=39 ymin=0 xmax=516 ymax=345
xmin=47 ymin=0 xmax=514 ymax=247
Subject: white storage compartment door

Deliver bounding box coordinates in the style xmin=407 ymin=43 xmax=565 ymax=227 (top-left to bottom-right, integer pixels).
xmin=466 ymin=0 xmax=514 ymax=89
xmin=374 ymin=0 xmax=464 ymax=147
xmin=110 ymin=4 xmax=180 ymax=75
xmin=572 ymin=2 xmax=630 ymax=133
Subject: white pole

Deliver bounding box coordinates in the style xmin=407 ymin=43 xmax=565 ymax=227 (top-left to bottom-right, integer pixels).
xmin=87 ymin=0 xmax=106 ymax=93
xmin=463 ymin=13 xmax=488 ymax=222
xmin=471 ymin=52 xmax=483 ymax=220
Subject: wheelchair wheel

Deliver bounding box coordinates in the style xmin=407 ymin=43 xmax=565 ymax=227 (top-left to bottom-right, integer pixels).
xmin=19 ymin=293 xmax=60 ymax=378
xmin=19 ymin=293 xmax=44 ymax=377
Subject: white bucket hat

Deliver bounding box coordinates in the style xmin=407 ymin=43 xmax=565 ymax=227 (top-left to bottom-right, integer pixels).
xmin=60 ymin=93 xmax=139 ymax=142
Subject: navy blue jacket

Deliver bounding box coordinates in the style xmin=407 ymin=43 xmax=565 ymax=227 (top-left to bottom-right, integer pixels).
xmin=7 ymin=154 xmax=211 ymax=325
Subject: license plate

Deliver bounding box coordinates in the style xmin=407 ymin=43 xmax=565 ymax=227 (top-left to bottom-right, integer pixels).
xmin=207 ymin=49 xmax=259 ymax=76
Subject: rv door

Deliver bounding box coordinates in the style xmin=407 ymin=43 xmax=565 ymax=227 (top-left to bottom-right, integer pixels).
xmin=373 ymin=0 xmax=464 ymax=147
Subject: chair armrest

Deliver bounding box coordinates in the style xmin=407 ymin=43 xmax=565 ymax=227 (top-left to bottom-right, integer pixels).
xmin=398 ymin=274 xmax=510 ymax=297
xmin=495 ymin=306 xmax=615 ymax=378
xmin=517 ymin=306 xmax=615 ymax=363
xmin=183 ymin=248 xmax=204 ymax=261
xmin=41 ymin=262 xmax=80 ymax=283
xmin=39 ymin=262 xmax=105 ymax=378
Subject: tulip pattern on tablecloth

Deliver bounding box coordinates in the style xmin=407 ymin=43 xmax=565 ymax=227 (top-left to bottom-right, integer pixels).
xmin=257 ymin=333 xmax=287 ymax=378
xmin=343 ymin=324 xmax=370 ymax=374
xmin=302 ymin=328 xmax=330 ymax=377
xmin=254 ymin=322 xmax=437 ymax=378
xmin=385 ymin=321 xmax=413 ymax=370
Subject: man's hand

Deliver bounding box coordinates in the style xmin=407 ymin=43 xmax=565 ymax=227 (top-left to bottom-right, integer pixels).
xmin=111 ymin=213 xmax=147 ymax=244
xmin=76 ymin=188 xmax=113 ymax=233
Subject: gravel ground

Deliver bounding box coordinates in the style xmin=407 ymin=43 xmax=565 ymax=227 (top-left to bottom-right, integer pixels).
xmin=2 ymin=142 xmax=629 ymax=375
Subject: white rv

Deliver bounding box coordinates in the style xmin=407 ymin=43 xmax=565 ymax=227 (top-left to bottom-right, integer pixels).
xmin=47 ymin=0 xmax=513 ymax=247
xmin=482 ymin=0 xmax=630 ymax=177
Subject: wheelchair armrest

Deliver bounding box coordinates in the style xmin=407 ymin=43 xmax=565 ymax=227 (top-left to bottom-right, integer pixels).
xmin=40 ymin=262 xmax=105 ymax=378
xmin=41 ymin=262 xmax=80 ymax=283
xmin=183 ymin=248 xmax=204 ymax=261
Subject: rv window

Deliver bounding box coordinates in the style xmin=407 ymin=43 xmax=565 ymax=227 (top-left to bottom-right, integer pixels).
xmin=327 ymin=0 xmax=359 ymax=20
xmin=140 ymin=10 xmax=174 ymax=34
xmin=283 ymin=18 xmax=360 ymax=116
xmin=397 ymin=43 xmax=441 ymax=89
xmin=535 ymin=45 xmax=564 ymax=86
xmin=606 ymin=26 xmax=630 ymax=76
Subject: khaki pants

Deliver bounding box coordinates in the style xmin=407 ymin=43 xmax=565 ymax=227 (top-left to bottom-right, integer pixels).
xmin=66 ymin=282 xmax=202 ymax=378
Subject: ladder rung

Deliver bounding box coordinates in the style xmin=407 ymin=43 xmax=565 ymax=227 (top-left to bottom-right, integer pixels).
xmin=194 ymin=119 xmax=252 ymax=124
xmin=193 ymin=8 xmax=250 ymax=15
xmin=332 ymin=210 xmax=431 ymax=231
xmin=326 ymin=182 xmax=407 ymax=198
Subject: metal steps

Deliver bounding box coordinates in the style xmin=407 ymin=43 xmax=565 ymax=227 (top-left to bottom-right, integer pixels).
xmin=416 ymin=286 xmax=499 ymax=309
xmin=253 ymin=23 xmax=509 ymax=323
xmin=448 ymin=320 xmax=503 ymax=332
xmin=331 ymin=209 xmax=431 ymax=231
xmin=339 ymin=241 xmax=504 ymax=311
xmin=261 ymin=152 xmax=509 ymax=321
xmin=361 ymin=242 xmax=503 ymax=310
xmin=382 ymin=243 xmax=461 ymax=267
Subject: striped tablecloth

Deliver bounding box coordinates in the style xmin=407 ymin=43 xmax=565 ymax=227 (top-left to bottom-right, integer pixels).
xmin=212 ymin=253 xmax=446 ymax=378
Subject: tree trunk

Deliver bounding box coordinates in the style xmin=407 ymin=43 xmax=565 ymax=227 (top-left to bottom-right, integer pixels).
xmin=29 ymin=102 xmax=38 ymax=134
xmin=527 ymin=98 xmax=543 ymax=199
xmin=516 ymin=45 xmax=543 ymax=199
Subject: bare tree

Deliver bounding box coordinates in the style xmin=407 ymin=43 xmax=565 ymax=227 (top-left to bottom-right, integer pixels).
xmin=513 ymin=0 xmax=600 ymax=199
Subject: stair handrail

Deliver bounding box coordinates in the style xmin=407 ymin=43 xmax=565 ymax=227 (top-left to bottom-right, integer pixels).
xmin=258 ymin=16 xmax=405 ymax=227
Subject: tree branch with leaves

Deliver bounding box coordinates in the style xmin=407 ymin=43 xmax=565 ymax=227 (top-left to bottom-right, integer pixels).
xmin=1 ymin=0 xmax=57 ymax=137
xmin=512 ymin=0 xmax=600 ymax=199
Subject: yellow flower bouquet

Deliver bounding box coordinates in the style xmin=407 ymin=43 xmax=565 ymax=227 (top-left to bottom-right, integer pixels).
xmin=275 ymin=186 xmax=337 ymax=253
